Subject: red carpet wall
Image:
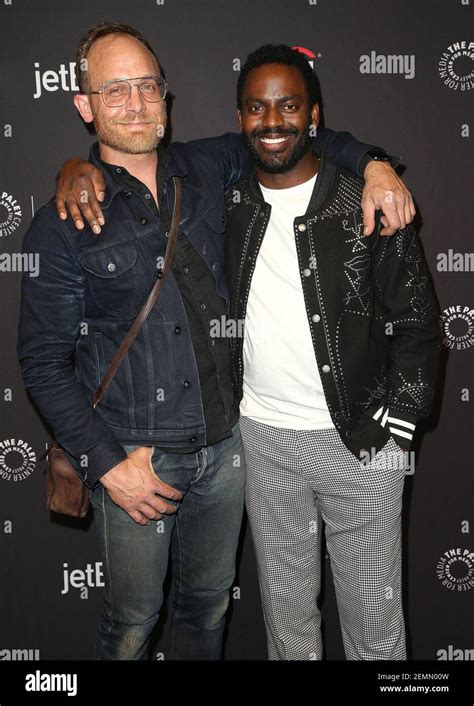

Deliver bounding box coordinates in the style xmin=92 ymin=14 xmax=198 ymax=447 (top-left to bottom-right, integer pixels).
xmin=0 ymin=0 xmax=472 ymax=661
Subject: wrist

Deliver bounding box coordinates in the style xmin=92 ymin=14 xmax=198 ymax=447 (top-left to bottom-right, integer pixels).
xmin=99 ymin=457 xmax=128 ymax=488
xmin=363 ymin=160 xmax=394 ymax=179
xmin=359 ymin=148 xmax=400 ymax=177
xmin=99 ymin=471 xmax=112 ymax=489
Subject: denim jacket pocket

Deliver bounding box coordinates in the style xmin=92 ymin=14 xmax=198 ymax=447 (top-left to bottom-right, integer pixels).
xmin=80 ymin=241 xmax=148 ymax=319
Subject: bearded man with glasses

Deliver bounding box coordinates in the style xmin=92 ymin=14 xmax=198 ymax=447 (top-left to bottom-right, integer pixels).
xmin=18 ymin=22 xmax=416 ymax=661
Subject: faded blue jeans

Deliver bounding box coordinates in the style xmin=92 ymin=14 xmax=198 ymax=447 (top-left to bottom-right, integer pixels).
xmin=90 ymin=423 xmax=245 ymax=660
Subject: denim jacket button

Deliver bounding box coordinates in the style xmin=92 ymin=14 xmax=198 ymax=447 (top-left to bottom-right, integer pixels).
xmin=107 ymin=262 xmax=116 ymax=272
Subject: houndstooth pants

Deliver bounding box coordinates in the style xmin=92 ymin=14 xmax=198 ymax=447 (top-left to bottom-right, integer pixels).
xmin=240 ymin=417 xmax=407 ymax=661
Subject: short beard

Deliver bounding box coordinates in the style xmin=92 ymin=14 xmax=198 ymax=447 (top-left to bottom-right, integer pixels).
xmin=93 ymin=110 xmax=166 ymax=155
xmin=243 ymin=124 xmax=312 ymax=174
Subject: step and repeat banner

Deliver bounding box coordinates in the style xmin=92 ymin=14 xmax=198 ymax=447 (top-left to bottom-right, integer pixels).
xmin=0 ymin=0 xmax=472 ymax=662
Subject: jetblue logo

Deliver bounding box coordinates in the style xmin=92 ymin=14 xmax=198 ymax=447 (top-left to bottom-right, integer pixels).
xmin=61 ymin=561 xmax=105 ymax=597
xmin=33 ymin=61 xmax=79 ymax=99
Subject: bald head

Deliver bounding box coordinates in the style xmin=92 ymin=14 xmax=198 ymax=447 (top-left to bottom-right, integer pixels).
xmin=81 ymin=33 xmax=160 ymax=94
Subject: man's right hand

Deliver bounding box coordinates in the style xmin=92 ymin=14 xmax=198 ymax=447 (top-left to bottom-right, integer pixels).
xmin=56 ymin=158 xmax=106 ymax=234
xmin=99 ymin=446 xmax=183 ymax=526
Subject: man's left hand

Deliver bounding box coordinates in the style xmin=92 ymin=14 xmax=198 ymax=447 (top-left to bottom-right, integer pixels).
xmin=362 ymin=161 xmax=416 ymax=236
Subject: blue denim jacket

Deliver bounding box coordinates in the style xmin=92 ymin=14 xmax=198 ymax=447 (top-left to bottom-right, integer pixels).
xmin=17 ymin=130 xmax=377 ymax=487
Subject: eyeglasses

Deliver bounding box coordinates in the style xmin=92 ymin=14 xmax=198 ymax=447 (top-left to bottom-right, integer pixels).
xmin=87 ymin=75 xmax=168 ymax=107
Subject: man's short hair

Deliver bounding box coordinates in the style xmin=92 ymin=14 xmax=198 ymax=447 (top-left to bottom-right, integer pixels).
xmin=76 ymin=22 xmax=160 ymax=93
xmin=236 ymin=44 xmax=321 ymax=111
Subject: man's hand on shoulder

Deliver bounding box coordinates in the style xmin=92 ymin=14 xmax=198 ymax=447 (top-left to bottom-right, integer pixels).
xmin=361 ymin=161 xmax=416 ymax=237
xmin=55 ymin=158 xmax=106 ymax=234
xmin=99 ymin=446 xmax=183 ymax=526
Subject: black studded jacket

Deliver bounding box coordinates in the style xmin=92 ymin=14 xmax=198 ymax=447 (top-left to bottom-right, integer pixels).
xmin=224 ymin=149 xmax=442 ymax=457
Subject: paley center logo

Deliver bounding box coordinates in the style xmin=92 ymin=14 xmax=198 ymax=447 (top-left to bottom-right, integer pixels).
xmin=33 ymin=61 xmax=79 ymax=99
xmin=438 ymin=41 xmax=474 ymax=91
xmin=440 ymin=305 xmax=474 ymax=350
xmin=0 ymin=192 xmax=22 ymax=237
xmin=0 ymin=439 xmax=36 ymax=482
xmin=436 ymin=548 xmax=474 ymax=592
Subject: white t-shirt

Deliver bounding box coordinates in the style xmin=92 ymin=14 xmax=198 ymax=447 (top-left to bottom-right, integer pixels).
xmin=240 ymin=173 xmax=334 ymax=430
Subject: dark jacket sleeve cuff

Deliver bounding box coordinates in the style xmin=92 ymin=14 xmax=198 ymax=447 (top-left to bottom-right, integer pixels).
xmin=372 ymin=405 xmax=418 ymax=450
xmin=357 ymin=151 xmax=401 ymax=177
xmin=387 ymin=409 xmax=417 ymax=450
xmin=73 ymin=440 xmax=128 ymax=489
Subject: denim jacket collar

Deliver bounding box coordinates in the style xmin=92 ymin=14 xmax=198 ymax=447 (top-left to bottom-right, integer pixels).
xmin=88 ymin=141 xmax=188 ymax=210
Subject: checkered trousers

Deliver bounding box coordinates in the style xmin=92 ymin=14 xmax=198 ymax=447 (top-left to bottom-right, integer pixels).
xmin=240 ymin=417 xmax=407 ymax=661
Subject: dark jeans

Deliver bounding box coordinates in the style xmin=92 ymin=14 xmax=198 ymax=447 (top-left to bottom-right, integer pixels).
xmin=90 ymin=423 xmax=245 ymax=660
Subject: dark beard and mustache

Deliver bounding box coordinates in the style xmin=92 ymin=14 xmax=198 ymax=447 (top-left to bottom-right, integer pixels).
xmin=243 ymin=123 xmax=312 ymax=174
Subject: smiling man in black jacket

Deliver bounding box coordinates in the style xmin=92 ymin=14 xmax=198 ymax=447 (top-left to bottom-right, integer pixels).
xmin=225 ymin=44 xmax=441 ymax=661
